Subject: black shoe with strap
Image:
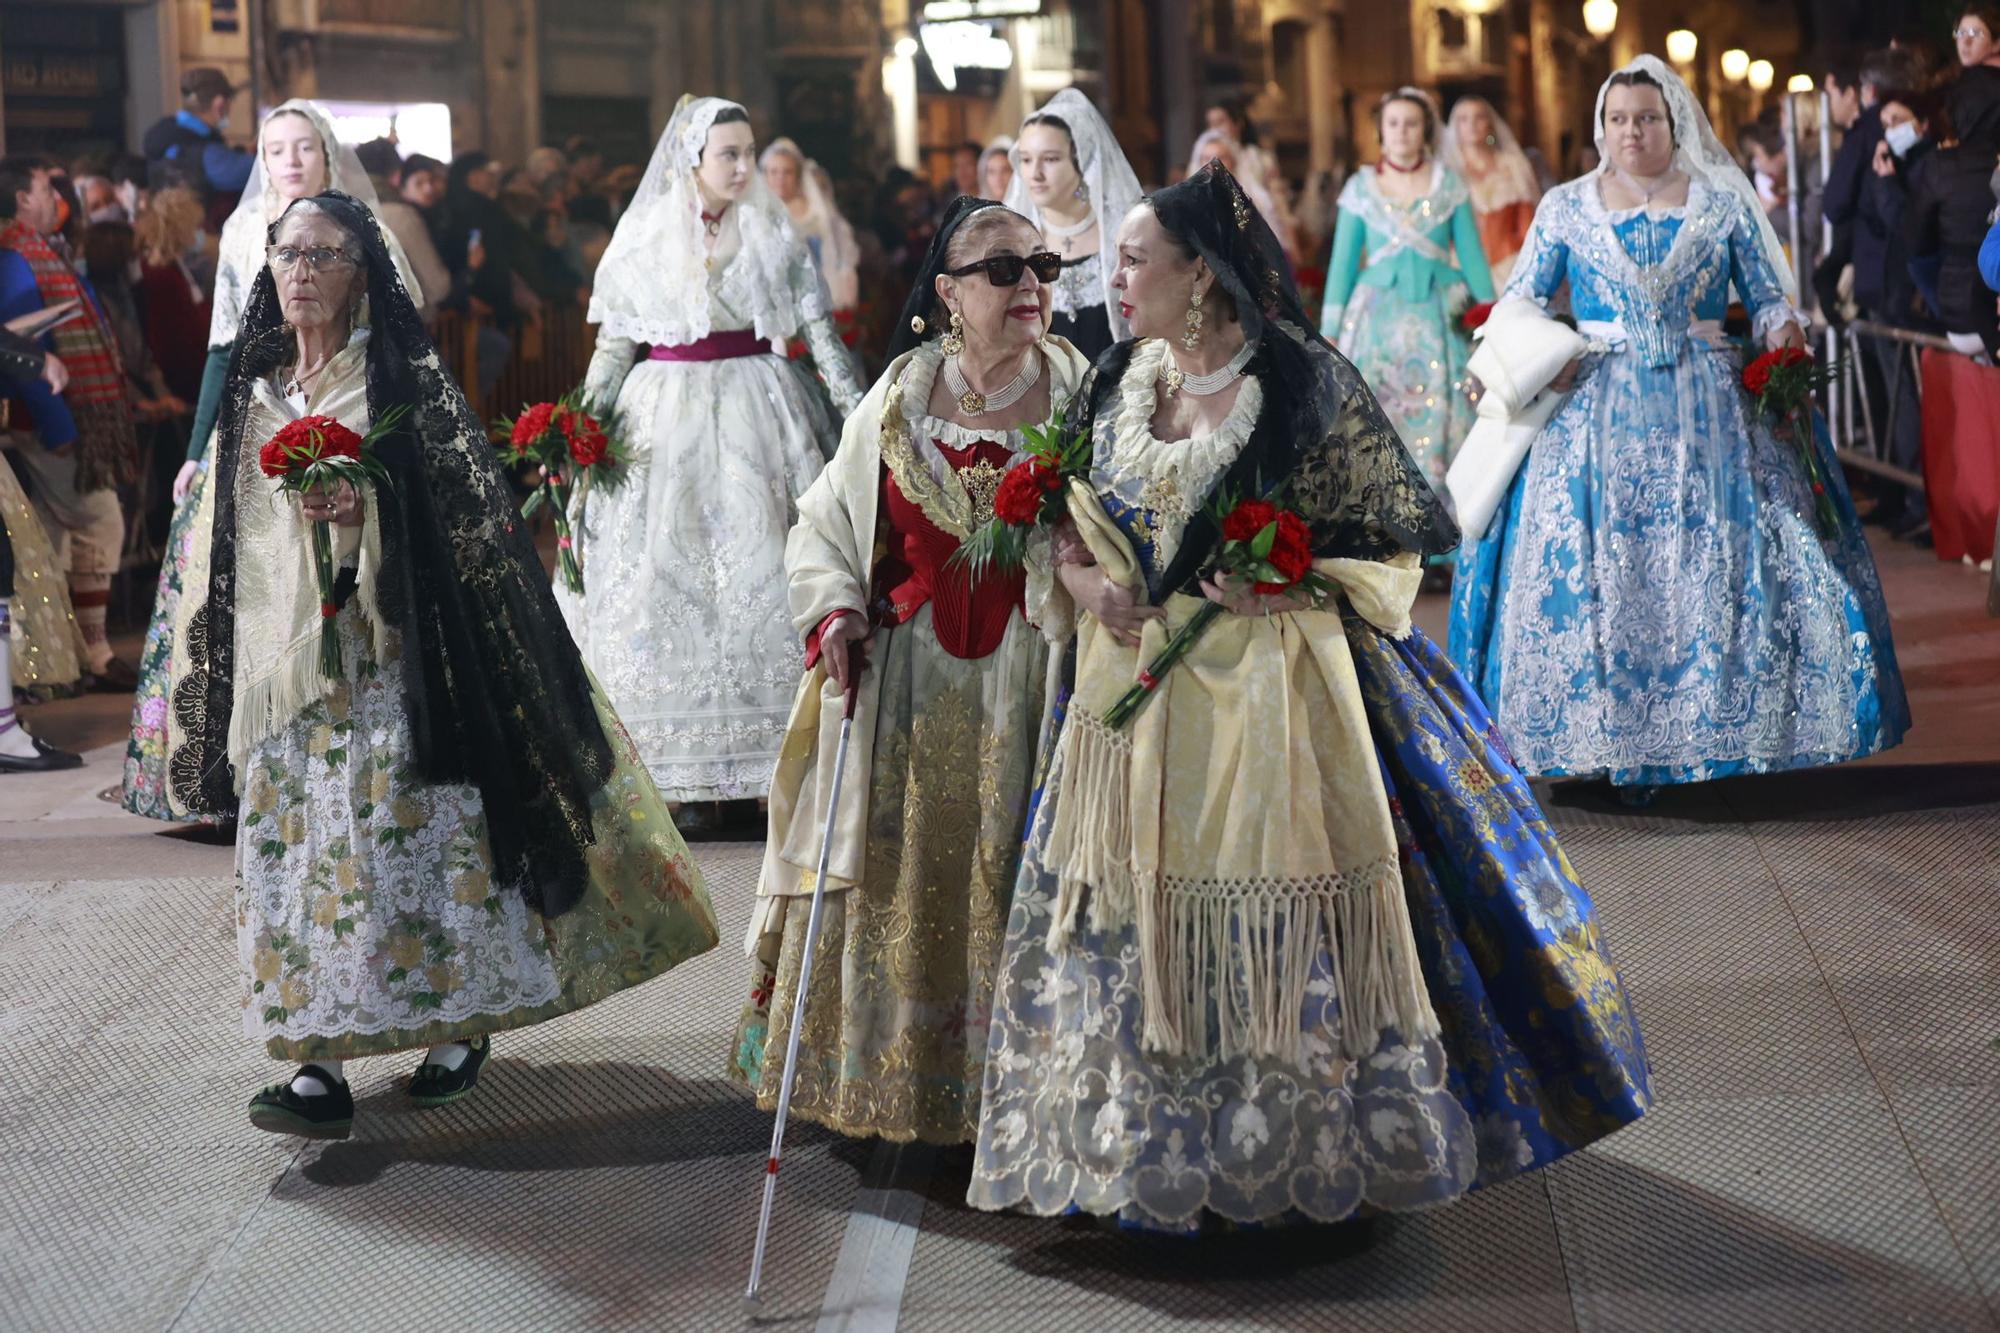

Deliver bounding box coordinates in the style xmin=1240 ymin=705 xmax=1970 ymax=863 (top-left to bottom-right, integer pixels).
xmin=0 ymin=734 xmax=84 ymax=773
xmin=407 ymin=1034 xmax=490 ymax=1108
xmin=248 ymin=1066 xmax=355 ymax=1139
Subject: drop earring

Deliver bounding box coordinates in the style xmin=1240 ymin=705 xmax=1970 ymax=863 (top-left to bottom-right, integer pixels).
xmin=1181 ymin=287 xmax=1205 ymax=351
xmin=941 ymin=310 xmax=965 ymax=357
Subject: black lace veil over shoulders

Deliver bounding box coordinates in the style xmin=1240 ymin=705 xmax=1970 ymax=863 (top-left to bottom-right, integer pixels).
xmin=1077 ymin=161 xmax=1457 ymax=598
xmin=175 ymin=190 xmax=613 ymax=918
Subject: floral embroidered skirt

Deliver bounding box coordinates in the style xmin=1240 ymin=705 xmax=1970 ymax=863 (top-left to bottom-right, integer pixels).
xmin=966 ymin=619 xmax=1652 ymax=1230
xmin=122 ymin=463 xmax=209 ymax=822
xmin=730 ymin=608 xmax=1043 ymax=1144
xmin=1333 ymin=284 xmax=1478 ymax=493
xmin=237 ymin=612 xmax=720 ymax=1064
xmin=1447 ymin=348 xmax=1909 ymax=784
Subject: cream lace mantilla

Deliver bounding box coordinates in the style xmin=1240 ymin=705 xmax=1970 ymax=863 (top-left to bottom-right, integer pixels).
xmin=1095 ymin=338 xmax=1263 ymax=574
xmin=227 ymin=330 xmax=385 ymax=774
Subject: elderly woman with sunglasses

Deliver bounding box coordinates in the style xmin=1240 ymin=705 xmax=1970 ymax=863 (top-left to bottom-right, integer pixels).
xmin=729 ymin=199 xmax=1089 ymax=1145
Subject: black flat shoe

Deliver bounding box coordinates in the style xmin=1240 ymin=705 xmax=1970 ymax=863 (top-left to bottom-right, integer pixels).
xmin=0 ymin=736 xmax=85 ymax=773
xmin=407 ymin=1035 xmax=489 ymax=1108
xmin=248 ymin=1066 xmax=354 ymax=1139
xmin=86 ymin=656 xmax=139 ymax=693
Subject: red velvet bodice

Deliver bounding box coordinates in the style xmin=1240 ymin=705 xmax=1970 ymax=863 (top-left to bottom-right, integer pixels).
xmin=875 ymin=437 xmax=1026 ymax=660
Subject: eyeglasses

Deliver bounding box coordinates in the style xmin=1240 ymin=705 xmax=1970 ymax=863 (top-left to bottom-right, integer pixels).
xmin=1956 ymin=26 xmax=1993 ymax=39
xmin=945 ymin=251 xmax=1064 ymax=287
xmin=266 ymin=244 xmax=356 ymax=273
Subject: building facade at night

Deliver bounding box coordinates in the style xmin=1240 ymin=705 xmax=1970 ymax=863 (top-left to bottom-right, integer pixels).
xmin=2 ymin=1 xmax=1825 ymax=195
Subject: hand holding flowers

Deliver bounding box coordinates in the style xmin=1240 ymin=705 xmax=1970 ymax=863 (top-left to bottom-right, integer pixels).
xmin=1740 ymin=346 xmax=1843 ymax=539
xmin=257 ymin=406 xmax=407 ymax=675
xmin=494 ymin=391 xmax=625 ymax=593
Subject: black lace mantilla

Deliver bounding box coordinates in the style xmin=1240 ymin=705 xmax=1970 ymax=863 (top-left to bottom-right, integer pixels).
xmin=1074 ymin=162 xmax=1458 ymax=599
xmin=171 ymin=190 xmax=613 ymax=918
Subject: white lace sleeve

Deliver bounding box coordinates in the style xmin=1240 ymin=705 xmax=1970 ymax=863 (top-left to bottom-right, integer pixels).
xmin=581 ymin=330 xmax=640 ymax=417
xmin=792 ymin=244 xmax=863 ymax=419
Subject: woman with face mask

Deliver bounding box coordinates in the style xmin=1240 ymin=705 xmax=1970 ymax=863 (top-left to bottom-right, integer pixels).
xmin=967 ymin=162 xmax=1650 ymax=1231
xmin=565 ymin=97 xmax=863 ymax=822
xmin=129 ymin=101 xmax=419 ymax=826
xmin=1005 ymin=90 xmax=1143 ymax=362
xmin=1448 ymin=57 xmax=1909 ymax=805
xmin=1319 ymin=88 xmax=1495 ymax=494
xmin=1903 ymin=66 xmax=2000 ymax=359
xmin=731 ymin=199 xmax=1091 ymax=1143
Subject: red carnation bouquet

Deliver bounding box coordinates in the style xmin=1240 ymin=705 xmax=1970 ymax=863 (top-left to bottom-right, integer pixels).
xmin=1740 ymin=346 xmax=1842 ymax=538
xmin=257 ymin=406 xmax=408 ymax=676
xmin=1459 ymin=300 xmax=1495 ymax=335
xmin=1100 ymin=488 xmax=1333 ymax=730
xmin=493 ymin=391 xmax=624 ymax=593
xmin=951 ymin=413 xmax=1092 ymax=577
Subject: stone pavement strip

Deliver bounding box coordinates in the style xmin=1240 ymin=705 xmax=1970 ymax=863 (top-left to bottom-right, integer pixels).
xmin=2 ymin=533 xmax=1996 ymax=1332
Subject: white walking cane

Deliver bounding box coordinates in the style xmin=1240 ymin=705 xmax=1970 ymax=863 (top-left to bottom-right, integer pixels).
xmin=744 ymin=644 xmax=861 ymax=1306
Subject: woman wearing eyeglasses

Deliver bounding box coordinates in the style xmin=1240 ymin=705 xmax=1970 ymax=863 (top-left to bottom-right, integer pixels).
xmin=729 ymin=198 xmax=1089 ymax=1145
xmin=171 ymin=192 xmax=716 ymax=1138
xmin=133 ymin=99 xmax=421 ymax=826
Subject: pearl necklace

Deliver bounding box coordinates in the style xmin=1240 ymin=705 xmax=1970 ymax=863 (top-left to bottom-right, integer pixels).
xmin=944 ymin=349 xmax=1041 ymax=416
xmin=1159 ymin=337 xmax=1254 ymax=397
xmin=1045 ymin=206 xmax=1095 ymax=256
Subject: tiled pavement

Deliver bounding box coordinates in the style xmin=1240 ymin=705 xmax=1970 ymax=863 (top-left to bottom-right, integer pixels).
xmin=2 ymin=536 xmax=1994 ymax=1332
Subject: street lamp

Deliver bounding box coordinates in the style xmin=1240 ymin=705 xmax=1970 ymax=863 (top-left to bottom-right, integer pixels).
xmin=1748 ymin=59 xmax=1774 ymax=92
xmin=1665 ymin=29 xmax=1698 ymax=65
xmin=1720 ymin=48 xmax=1751 ymax=82
xmin=1786 ymin=73 xmax=1814 ymax=93
xmin=1580 ymin=0 xmax=1618 ymax=39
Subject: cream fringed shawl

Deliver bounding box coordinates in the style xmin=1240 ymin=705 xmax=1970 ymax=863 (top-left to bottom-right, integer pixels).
xmin=1042 ymin=481 xmax=1439 ymax=1069
xmin=223 ymin=332 xmax=386 ymax=777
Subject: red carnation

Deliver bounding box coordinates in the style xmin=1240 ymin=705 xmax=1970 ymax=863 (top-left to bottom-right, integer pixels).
xmin=1259 ymin=511 xmax=1314 ymax=590
xmin=510 ymin=401 xmax=559 ymax=456
xmin=1741 ymin=346 xmax=1810 ymax=397
xmin=993 ymin=459 xmax=1057 ymax=526
xmin=562 ymin=410 xmax=610 ymax=467
xmin=1459 ymin=301 xmax=1495 ymax=333
xmin=260 ymin=415 xmax=361 ymax=476
xmin=1220 ymin=498 xmax=1279 ymax=543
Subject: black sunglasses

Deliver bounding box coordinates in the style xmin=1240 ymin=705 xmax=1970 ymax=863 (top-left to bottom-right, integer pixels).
xmin=945 ymin=250 xmax=1064 ymax=286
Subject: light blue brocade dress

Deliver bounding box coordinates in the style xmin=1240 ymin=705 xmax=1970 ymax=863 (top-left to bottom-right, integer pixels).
xmin=1449 ymin=179 xmax=1908 ymax=786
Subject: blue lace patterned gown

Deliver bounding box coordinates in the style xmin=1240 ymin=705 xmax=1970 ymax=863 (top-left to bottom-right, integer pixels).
xmin=968 ymin=341 xmax=1652 ymax=1232
xmin=1449 ymin=178 xmax=1909 ymax=786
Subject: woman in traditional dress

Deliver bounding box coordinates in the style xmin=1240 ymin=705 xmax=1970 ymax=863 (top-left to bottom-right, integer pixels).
xmin=731 ymin=200 xmax=1088 ymax=1143
xmin=169 ymin=192 xmax=717 ymax=1137
xmin=1202 ymin=97 xmax=1304 ymax=259
xmin=967 ymin=162 xmax=1651 ymax=1231
xmin=1319 ymin=88 xmax=1494 ymax=491
xmin=1187 ymin=129 xmax=1298 ymax=262
xmin=1441 ymin=96 xmax=1542 ymax=288
xmin=1005 ymin=89 xmax=1141 ymax=363
xmin=1448 ymin=58 xmax=1908 ymax=804
xmin=761 ymin=138 xmax=862 ymax=314
xmin=566 ymin=97 xmax=863 ymax=816
xmin=125 ymin=100 xmax=417 ymax=822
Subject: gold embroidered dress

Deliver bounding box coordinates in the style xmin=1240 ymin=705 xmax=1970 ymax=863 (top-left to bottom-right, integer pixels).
xmin=729 ymin=338 xmax=1089 ymax=1143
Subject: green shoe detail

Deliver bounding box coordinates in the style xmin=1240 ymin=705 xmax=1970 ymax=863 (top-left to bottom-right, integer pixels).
xmin=407 ymin=1035 xmax=490 ymax=1108
xmin=247 ymin=1066 xmax=354 ymax=1140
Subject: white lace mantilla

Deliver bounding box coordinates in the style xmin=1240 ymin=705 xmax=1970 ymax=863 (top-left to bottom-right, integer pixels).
xmin=1092 ymin=339 xmax=1264 ymax=573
